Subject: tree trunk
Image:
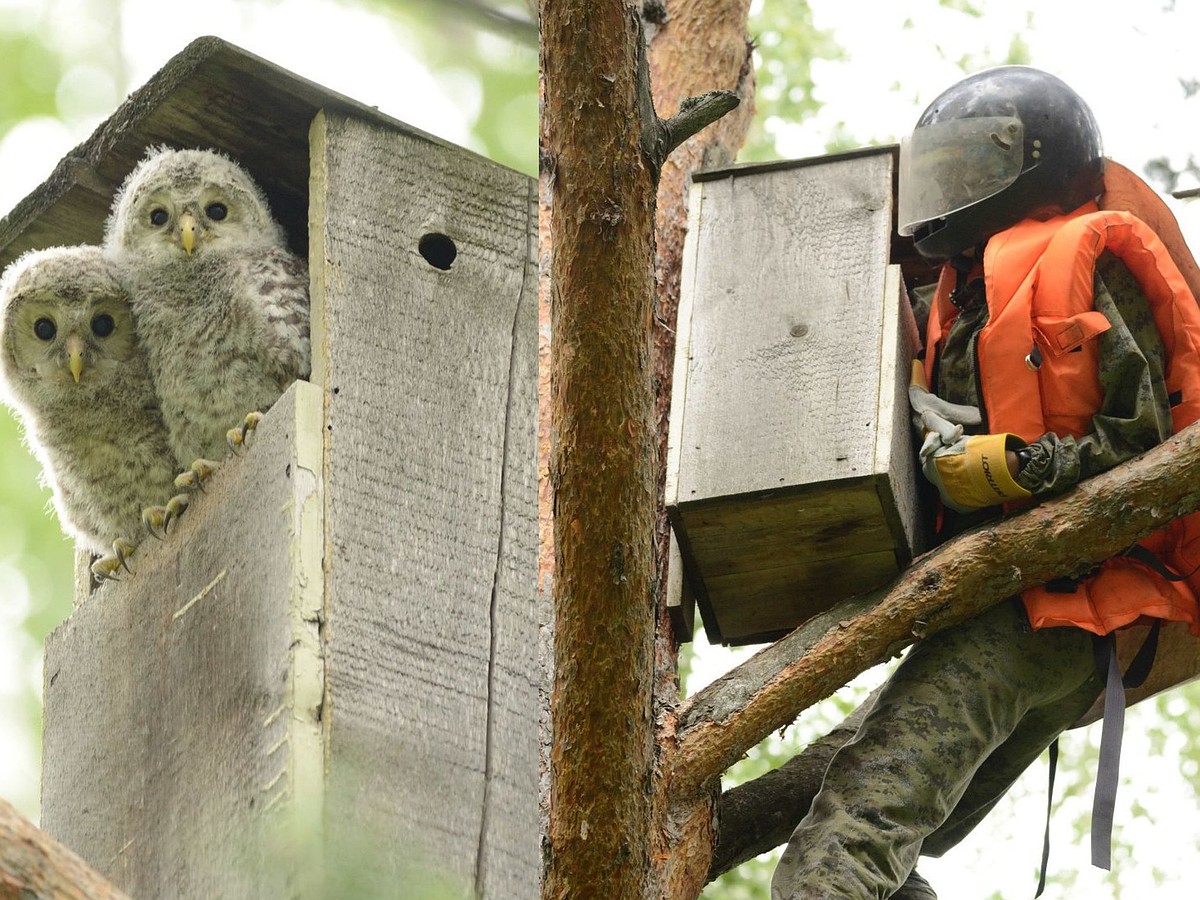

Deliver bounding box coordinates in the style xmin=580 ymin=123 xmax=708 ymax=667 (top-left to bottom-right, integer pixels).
xmin=643 ymin=3 xmax=755 ymax=898
xmin=0 ymin=798 xmax=130 ymax=900
xmin=541 ymin=1 xmax=660 ymax=893
xmin=539 ymin=1 xmax=743 ymax=896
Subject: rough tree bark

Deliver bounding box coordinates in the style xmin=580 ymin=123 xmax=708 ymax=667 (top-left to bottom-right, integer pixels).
xmin=643 ymin=3 xmax=756 ymax=897
xmin=539 ymin=1 xmax=739 ymax=897
xmin=0 ymin=798 xmax=130 ymax=900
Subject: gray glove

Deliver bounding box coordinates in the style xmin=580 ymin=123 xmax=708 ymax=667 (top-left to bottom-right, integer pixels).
xmin=908 ymin=361 xmax=981 ymax=444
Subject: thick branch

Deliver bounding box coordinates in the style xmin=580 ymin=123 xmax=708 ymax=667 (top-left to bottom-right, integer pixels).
xmin=0 ymin=797 xmax=130 ymax=899
xmin=670 ymin=420 xmax=1200 ymax=798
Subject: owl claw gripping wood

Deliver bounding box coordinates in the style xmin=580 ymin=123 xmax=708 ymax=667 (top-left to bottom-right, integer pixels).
xmin=174 ymin=458 xmax=220 ymax=493
xmin=226 ymin=410 xmax=263 ymax=453
xmin=141 ymin=492 xmax=192 ymax=539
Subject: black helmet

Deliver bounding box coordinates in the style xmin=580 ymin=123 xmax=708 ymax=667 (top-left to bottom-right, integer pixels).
xmin=897 ymin=66 xmax=1104 ymax=262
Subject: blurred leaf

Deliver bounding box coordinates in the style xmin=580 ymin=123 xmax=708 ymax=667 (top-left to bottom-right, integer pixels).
xmin=742 ymin=1 xmax=841 ymax=162
xmin=345 ymin=0 xmax=538 ymax=174
xmin=0 ymin=33 xmax=64 ymax=135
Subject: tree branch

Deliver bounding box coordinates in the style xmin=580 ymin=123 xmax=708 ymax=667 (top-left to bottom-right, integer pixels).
xmin=632 ymin=9 xmax=742 ymax=180
xmin=0 ymin=797 xmax=130 ymax=899
xmin=669 ymin=419 xmax=1200 ymax=799
xmin=647 ymin=91 xmax=742 ymax=173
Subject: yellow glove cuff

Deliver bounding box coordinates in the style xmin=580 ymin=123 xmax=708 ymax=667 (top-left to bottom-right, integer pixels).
xmin=932 ymin=433 xmax=1033 ymax=509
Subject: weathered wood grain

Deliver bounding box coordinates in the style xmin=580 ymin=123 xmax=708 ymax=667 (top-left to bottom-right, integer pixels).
xmin=42 ymin=381 xmax=325 ymax=900
xmin=667 ymin=149 xmax=930 ymax=643
xmin=310 ymin=109 xmax=538 ymax=898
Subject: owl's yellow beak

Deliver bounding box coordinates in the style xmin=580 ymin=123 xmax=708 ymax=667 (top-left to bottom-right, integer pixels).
xmin=66 ymin=335 xmax=85 ymax=383
xmin=180 ymin=211 xmax=197 ymax=254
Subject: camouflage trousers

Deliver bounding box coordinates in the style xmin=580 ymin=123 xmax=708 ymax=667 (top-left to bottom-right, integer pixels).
xmin=771 ymin=598 xmax=1103 ymax=900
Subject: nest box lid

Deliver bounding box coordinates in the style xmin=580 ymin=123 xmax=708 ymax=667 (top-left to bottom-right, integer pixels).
xmin=0 ymin=35 xmax=465 ymax=269
xmin=692 ymin=145 xmax=938 ymax=288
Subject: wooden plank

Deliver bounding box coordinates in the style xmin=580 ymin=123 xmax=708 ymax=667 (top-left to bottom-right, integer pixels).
xmin=873 ymin=265 xmax=929 ymax=562
xmin=41 ymin=381 xmax=325 ymax=899
xmin=675 ymin=478 xmax=898 ymax=575
xmin=703 ymin=548 xmax=900 ymax=645
xmin=310 ymin=110 xmax=538 ymax=898
xmin=665 ymin=179 xmax=705 ymax=512
xmin=672 ymin=150 xmax=896 ymax=504
xmin=666 ymin=532 xmax=696 ymax=642
xmin=690 ymin=145 xmax=940 ymax=288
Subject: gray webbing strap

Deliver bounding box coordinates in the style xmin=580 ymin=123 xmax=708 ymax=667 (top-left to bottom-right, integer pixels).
xmin=1090 ymin=636 xmax=1125 ymax=870
xmin=1035 ymin=738 xmax=1058 ymax=897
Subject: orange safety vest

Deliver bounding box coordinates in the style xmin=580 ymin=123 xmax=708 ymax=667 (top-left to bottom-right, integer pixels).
xmin=923 ymin=201 xmax=1200 ymax=637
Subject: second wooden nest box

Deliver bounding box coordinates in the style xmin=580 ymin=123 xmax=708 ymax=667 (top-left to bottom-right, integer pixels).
xmin=668 ymin=147 xmax=935 ymax=645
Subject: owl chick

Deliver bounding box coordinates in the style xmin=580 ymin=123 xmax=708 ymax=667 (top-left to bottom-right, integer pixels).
xmin=103 ymin=146 xmax=310 ymax=484
xmin=0 ymin=246 xmax=182 ymax=579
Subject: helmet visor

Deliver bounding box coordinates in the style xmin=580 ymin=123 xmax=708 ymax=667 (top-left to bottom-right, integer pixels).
xmin=897 ymin=116 xmax=1025 ymax=236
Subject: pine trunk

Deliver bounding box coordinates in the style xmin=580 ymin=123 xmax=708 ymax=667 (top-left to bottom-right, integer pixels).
xmin=540 ymin=2 xmax=660 ymax=897
xmin=645 ymin=2 xmax=755 ymax=898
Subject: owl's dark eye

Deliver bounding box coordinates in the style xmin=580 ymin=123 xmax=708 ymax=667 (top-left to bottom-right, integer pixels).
xmin=150 ymin=208 xmax=169 ymax=227
xmin=205 ymin=203 xmax=228 ymax=221
xmin=33 ymin=317 xmax=56 ymax=341
xmin=91 ymin=313 xmax=115 ymax=338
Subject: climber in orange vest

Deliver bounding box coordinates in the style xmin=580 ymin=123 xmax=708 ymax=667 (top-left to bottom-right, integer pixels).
xmin=772 ymin=66 xmax=1200 ymax=900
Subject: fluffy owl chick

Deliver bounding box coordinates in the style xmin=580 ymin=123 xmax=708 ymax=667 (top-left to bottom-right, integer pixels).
xmin=0 ymin=246 xmax=182 ymax=579
xmin=103 ymin=147 xmax=310 ymax=483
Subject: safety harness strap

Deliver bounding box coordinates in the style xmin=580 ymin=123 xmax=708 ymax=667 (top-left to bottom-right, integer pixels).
xmin=1090 ymin=635 xmax=1125 ymax=871
xmin=1036 ymin=618 xmax=1160 ymax=894
xmin=1090 ymin=618 xmax=1160 ymax=871
xmin=1035 ymin=738 xmax=1058 ymax=898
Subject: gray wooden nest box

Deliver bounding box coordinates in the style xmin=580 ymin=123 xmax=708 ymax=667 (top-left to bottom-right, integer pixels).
xmin=0 ymin=38 xmax=538 ymax=899
xmin=667 ymin=147 xmax=934 ymax=646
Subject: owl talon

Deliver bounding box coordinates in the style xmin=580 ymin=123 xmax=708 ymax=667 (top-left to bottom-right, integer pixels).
xmin=92 ymin=539 xmax=137 ymax=582
xmin=143 ymin=506 xmax=170 ymax=539
xmin=91 ymin=556 xmax=122 ymax=582
xmin=114 ymin=538 xmax=136 ymax=573
xmin=227 ymin=411 xmax=263 ymax=453
xmin=163 ymin=493 xmax=191 ymax=531
xmin=175 ymin=458 xmax=220 ymax=492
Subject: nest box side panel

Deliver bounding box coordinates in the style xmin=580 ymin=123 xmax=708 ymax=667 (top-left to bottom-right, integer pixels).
xmin=673 ymin=152 xmax=895 ymax=503
xmin=41 ymin=382 xmax=324 ymax=900
xmin=874 ymin=265 xmax=931 ymax=561
xmin=310 ymin=110 xmax=538 ymax=897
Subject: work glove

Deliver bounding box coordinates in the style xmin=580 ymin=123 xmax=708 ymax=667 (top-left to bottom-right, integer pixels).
xmin=908 ymin=360 xmax=981 ymax=441
xmin=909 ymin=362 xmax=1032 ymax=512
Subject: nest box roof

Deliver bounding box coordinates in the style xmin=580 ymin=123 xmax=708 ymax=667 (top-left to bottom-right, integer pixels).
xmin=0 ymin=35 xmax=458 ymax=270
